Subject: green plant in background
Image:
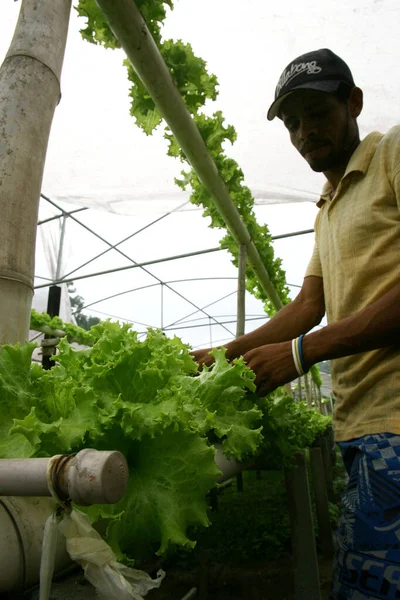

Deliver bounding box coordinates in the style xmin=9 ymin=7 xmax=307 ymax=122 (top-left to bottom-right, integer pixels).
xmin=328 ymin=501 xmax=341 ymax=528
xmin=255 ymin=389 xmax=330 ymax=468
xmin=191 ymin=471 xmax=291 ymax=564
xmin=30 ymin=308 xmax=96 ymax=346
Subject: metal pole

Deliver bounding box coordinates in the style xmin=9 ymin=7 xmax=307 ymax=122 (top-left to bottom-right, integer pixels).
xmin=160 ymin=283 xmax=164 ymax=330
xmin=42 ymin=210 xmax=65 ymax=368
xmin=298 ymin=377 xmax=303 ymax=402
xmin=164 ymin=290 xmax=237 ymax=330
xmin=236 ymin=244 xmax=247 ymax=338
xmin=60 ymin=200 xmax=189 ymax=281
xmin=34 ymin=247 xmax=222 ymax=289
xmin=42 ymin=285 xmax=61 ymax=370
xmin=37 ymin=207 xmax=88 ymax=226
xmin=55 ymin=214 xmax=67 ymax=281
xmin=40 ymin=196 xmax=235 ymax=337
xmin=236 ymin=244 xmax=246 ymax=492
xmin=94 ymin=0 xmax=283 ymax=312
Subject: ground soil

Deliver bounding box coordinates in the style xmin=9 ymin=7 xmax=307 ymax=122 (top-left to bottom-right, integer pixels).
xmin=14 ymin=553 xmax=332 ymax=600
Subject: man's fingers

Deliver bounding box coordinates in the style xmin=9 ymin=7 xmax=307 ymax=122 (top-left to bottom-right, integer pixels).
xmin=197 ymin=357 xmax=213 ymax=371
xmin=256 ymin=380 xmax=271 ymax=397
xmin=190 ymin=350 xmax=215 ymax=371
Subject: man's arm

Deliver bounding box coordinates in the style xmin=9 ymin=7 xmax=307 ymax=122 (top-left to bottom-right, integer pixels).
xmin=303 ymin=280 xmax=400 ymax=366
xmin=192 ymin=275 xmax=325 ymax=366
xmin=244 ymin=280 xmax=400 ymax=395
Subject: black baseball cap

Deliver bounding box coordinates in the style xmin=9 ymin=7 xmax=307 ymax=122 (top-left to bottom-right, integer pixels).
xmin=267 ymin=48 xmax=355 ymax=121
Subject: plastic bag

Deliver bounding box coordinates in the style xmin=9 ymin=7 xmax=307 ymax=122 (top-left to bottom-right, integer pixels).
xmin=58 ymin=509 xmax=165 ymax=600
xmin=40 ymin=513 xmax=59 ymax=600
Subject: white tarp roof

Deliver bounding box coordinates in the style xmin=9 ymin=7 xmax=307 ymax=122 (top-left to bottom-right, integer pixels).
xmin=1 ymin=0 xmax=399 ymax=348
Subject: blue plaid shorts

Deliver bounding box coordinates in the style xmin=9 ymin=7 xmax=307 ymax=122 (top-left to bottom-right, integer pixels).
xmin=330 ymin=433 xmax=400 ymax=600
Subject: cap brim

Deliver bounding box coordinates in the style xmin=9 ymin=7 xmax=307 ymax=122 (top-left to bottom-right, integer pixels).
xmin=267 ymin=80 xmax=342 ymax=121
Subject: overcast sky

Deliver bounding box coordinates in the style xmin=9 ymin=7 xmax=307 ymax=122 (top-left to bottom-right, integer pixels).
xmin=1 ymin=0 xmax=399 ymax=348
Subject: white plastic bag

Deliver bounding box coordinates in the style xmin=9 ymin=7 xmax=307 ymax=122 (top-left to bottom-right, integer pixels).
xmin=39 ymin=513 xmax=59 ymax=600
xmin=58 ymin=509 xmax=165 ymax=600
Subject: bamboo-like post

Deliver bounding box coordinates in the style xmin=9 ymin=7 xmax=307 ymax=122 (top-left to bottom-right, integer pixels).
xmin=0 ymin=0 xmax=72 ymax=344
xmin=309 ymin=448 xmax=334 ymax=559
xmin=313 ymin=381 xmax=322 ymax=413
xmin=311 ymin=379 xmax=317 ymax=410
xmin=298 ymin=377 xmax=303 ymax=402
xmin=284 ymin=451 xmax=321 ymax=600
xmin=304 ymin=372 xmax=312 ymax=409
xmin=317 ymin=384 xmax=323 ymax=414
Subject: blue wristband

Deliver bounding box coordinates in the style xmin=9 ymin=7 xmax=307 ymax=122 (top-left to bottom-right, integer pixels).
xmin=298 ymin=334 xmax=307 ymax=373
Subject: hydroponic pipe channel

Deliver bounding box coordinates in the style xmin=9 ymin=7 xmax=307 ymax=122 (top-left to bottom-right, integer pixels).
xmin=0 ymin=448 xmax=128 ymax=505
xmin=94 ymin=0 xmax=283 ymax=312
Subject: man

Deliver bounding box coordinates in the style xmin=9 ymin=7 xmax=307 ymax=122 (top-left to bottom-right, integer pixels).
xmin=192 ymin=49 xmax=400 ymax=600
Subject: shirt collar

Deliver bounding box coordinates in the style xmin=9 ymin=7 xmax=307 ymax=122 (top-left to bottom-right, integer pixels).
xmin=317 ymin=132 xmax=384 ymax=207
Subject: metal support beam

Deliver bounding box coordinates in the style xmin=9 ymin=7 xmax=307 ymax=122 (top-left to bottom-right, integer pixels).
xmin=34 ymin=247 xmax=222 ymax=289
xmin=37 ymin=206 xmax=88 ymax=226
xmin=55 ymin=215 xmax=67 ymax=282
xmin=235 ymin=244 xmax=246 ymax=492
xmin=60 ymin=199 xmax=189 ymax=281
xmin=160 ymin=283 xmax=164 ymax=330
xmin=42 ymin=285 xmax=61 ymax=370
xmin=236 ymin=244 xmax=247 ymax=338
xmin=40 ymin=195 xmax=235 ymax=337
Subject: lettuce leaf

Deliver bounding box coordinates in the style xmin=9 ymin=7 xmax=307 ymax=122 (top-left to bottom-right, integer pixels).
xmin=99 ymin=429 xmax=221 ymax=561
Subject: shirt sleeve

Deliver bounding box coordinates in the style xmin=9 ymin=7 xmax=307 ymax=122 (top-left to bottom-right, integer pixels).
xmin=385 ymin=126 xmax=400 ymax=211
xmin=393 ymin=170 xmax=400 ymax=212
xmin=305 ymin=240 xmax=322 ymax=278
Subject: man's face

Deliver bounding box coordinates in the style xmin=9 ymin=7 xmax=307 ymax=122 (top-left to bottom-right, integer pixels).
xmin=279 ymin=89 xmax=351 ymax=172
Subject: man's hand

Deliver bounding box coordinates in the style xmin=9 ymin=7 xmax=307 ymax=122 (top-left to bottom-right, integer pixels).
xmin=243 ymin=341 xmax=298 ymax=396
xmin=190 ymin=347 xmax=215 ymax=370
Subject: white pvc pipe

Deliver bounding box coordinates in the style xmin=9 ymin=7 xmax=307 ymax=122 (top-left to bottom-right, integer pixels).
xmin=95 ymin=0 xmax=283 ymax=312
xmin=0 ymin=445 xmax=246 ymax=592
xmin=0 ymin=496 xmax=70 ymax=592
xmin=0 ymin=449 xmax=129 ymax=592
xmin=0 ymin=449 xmax=129 ymax=505
xmin=214 ymin=444 xmax=243 ymax=483
xmin=0 ymin=458 xmax=49 ymax=496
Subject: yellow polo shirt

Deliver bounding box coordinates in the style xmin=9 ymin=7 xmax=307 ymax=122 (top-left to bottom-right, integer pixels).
xmin=305 ymin=126 xmax=400 ymax=441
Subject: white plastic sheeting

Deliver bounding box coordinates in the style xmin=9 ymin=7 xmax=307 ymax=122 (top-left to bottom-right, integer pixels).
xmin=1 ymin=0 xmax=399 ymax=348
